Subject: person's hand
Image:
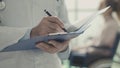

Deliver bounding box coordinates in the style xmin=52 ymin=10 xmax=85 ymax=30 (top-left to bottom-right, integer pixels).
xmin=36 ymin=40 xmax=70 ymax=54
xmin=31 ymin=16 xmax=65 ymax=37
xmin=99 ymin=0 xmax=113 ymax=20
xmin=31 ymin=16 xmax=70 ymax=53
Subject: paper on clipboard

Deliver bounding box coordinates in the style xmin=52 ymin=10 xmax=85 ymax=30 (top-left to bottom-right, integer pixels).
xmin=0 ymin=6 xmax=110 ymax=52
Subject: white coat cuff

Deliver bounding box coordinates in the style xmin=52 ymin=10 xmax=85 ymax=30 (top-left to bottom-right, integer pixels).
xmin=58 ymin=46 xmax=70 ymax=60
xmin=19 ymin=29 xmax=32 ymax=41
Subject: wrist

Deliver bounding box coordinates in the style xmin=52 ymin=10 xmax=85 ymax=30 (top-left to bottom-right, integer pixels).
xmin=30 ymin=28 xmax=38 ymax=38
xmin=18 ymin=29 xmax=32 ymax=42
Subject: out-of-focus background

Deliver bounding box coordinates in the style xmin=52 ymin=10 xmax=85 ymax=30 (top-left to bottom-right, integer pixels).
xmin=65 ymin=0 xmax=102 ymax=47
xmin=62 ymin=0 xmax=120 ymax=68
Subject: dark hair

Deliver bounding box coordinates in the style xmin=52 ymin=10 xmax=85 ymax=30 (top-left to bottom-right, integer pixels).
xmin=106 ymin=0 xmax=120 ymax=11
xmin=106 ymin=0 xmax=120 ymax=19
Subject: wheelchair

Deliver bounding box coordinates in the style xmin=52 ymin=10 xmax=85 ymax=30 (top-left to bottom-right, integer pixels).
xmin=69 ymin=33 xmax=120 ymax=68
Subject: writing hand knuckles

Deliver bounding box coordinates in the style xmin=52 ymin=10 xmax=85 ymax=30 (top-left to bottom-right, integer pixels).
xmin=52 ymin=16 xmax=58 ymax=20
xmin=53 ymin=24 xmax=64 ymax=32
xmin=51 ymin=17 xmax=63 ymax=25
xmin=53 ymin=26 xmax=60 ymax=31
xmin=43 ymin=17 xmax=48 ymax=20
xmin=49 ymin=23 xmax=57 ymax=27
xmin=49 ymin=24 xmax=61 ymax=32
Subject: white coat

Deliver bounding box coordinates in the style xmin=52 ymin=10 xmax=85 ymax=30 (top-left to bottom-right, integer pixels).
xmin=0 ymin=0 xmax=70 ymax=68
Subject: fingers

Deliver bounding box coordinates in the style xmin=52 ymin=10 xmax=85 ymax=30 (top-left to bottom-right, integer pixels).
xmin=47 ymin=22 xmax=64 ymax=32
xmin=31 ymin=16 xmax=70 ymax=54
xmin=39 ymin=22 xmax=64 ymax=35
xmin=31 ymin=16 xmax=65 ymax=37
xmin=36 ymin=40 xmax=70 ymax=54
xmin=43 ymin=16 xmax=65 ymax=28
xmin=36 ymin=42 xmax=59 ymax=54
xmin=48 ymin=40 xmax=69 ymax=52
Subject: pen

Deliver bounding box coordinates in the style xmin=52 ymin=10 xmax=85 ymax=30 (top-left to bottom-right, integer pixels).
xmin=44 ymin=9 xmax=67 ymax=32
xmin=44 ymin=9 xmax=52 ymax=16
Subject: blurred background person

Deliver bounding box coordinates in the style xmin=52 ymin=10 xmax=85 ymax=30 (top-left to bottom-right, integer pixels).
xmin=66 ymin=0 xmax=120 ymax=68
xmin=102 ymin=0 xmax=120 ymax=68
xmin=97 ymin=0 xmax=120 ymax=68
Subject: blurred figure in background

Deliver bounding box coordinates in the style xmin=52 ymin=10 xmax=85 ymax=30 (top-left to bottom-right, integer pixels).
xmin=102 ymin=0 xmax=120 ymax=68
xmin=69 ymin=0 xmax=120 ymax=67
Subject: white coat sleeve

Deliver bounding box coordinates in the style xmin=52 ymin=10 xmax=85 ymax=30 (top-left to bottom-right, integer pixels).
xmin=56 ymin=0 xmax=71 ymax=60
xmin=0 ymin=26 xmax=28 ymax=51
xmin=56 ymin=0 xmax=70 ymax=29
